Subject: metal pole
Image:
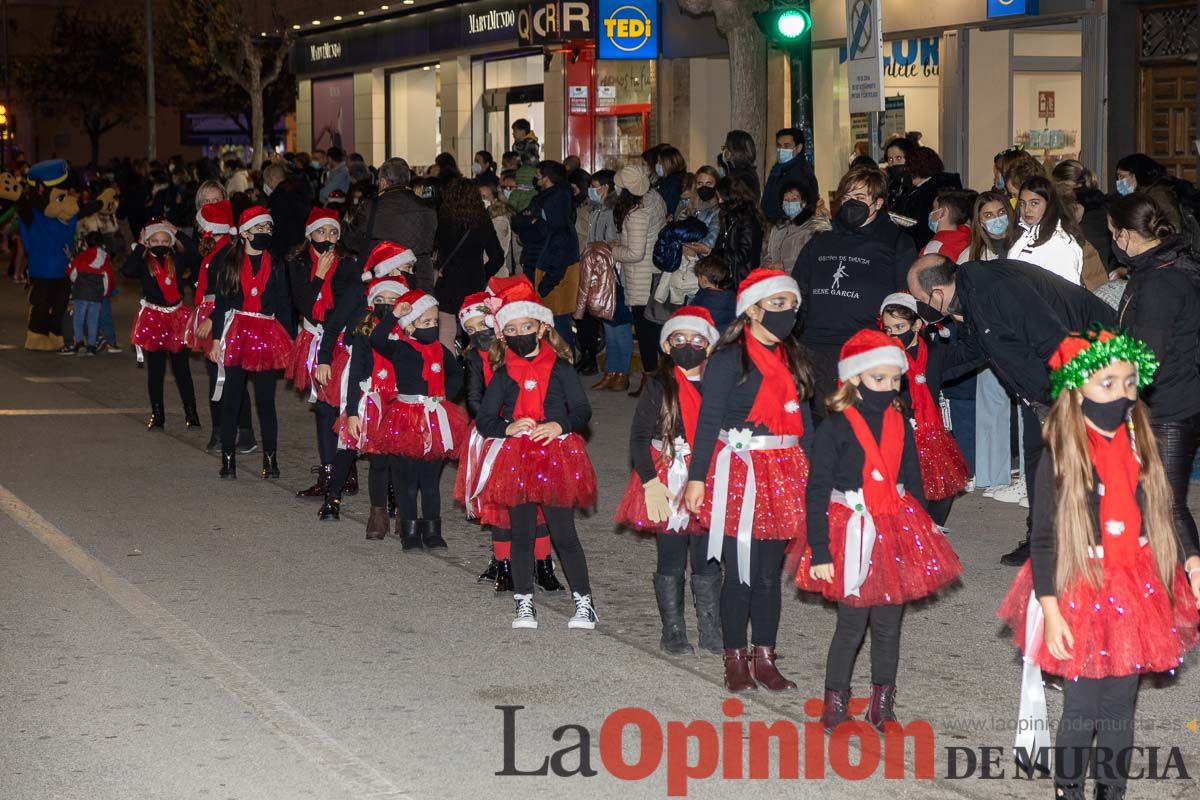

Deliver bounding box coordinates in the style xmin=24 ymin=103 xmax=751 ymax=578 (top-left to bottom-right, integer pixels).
xmin=788 ymin=44 xmax=814 ymax=165
xmin=2 ymin=0 xmax=9 ymax=170
xmin=145 ymin=0 xmax=156 ymax=161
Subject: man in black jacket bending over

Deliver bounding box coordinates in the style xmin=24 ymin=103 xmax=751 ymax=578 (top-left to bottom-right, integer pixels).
xmin=907 ymin=254 xmax=1116 ymax=565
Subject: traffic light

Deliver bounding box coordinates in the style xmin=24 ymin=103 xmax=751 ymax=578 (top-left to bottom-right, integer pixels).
xmin=754 ymin=0 xmax=812 ymax=49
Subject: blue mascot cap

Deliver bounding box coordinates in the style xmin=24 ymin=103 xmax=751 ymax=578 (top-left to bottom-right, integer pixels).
xmin=28 ymin=159 xmax=69 ymax=187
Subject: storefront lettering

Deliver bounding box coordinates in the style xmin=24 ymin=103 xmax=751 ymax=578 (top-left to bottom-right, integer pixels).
xmin=839 ymin=36 xmax=939 ymax=72
xmin=468 ymin=8 xmax=517 ymax=36
xmin=309 ymin=42 xmax=343 ymax=62
xmin=518 ymin=1 xmax=595 ymax=45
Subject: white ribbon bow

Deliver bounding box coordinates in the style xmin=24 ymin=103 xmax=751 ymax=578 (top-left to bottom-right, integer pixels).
xmin=652 ymin=438 xmax=692 ymax=532
xmin=1014 ymin=592 xmax=1051 ymax=771
xmin=834 ymin=489 xmax=878 ymax=598
xmin=302 ymin=319 xmax=324 ymax=403
xmin=396 ymin=394 xmax=454 ymax=455
xmin=210 ymin=310 xmax=234 ymax=401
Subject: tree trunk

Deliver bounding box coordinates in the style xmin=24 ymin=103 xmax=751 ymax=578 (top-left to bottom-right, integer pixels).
xmin=87 ymin=125 xmax=101 ymax=167
xmin=250 ymin=76 xmax=264 ymax=170
xmin=725 ymin=19 xmax=767 ymax=179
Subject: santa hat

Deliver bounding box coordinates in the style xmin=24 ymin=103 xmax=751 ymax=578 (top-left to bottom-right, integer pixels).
xmin=196 ymin=200 xmax=234 ymax=236
xmin=366 ymin=276 xmax=408 ymax=306
xmin=237 ymin=205 xmax=272 ymax=233
xmin=305 ymin=207 xmax=341 ymax=238
xmin=659 ymin=305 xmax=719 ymax=347
xmin=879 ymin=292 xmax=918 ymax=315
xmin=325 ymin=190 xmax=346 ymax=206
xmin=458 ymin=290 xmax=502 ymax=331
xmin=492 ymin=275 xmax=553 ymax=330
xmin=141 ymin=218 xmax=177 ymax=246
xmin=838 ymin=329 xmax=909 ymax=383
xmin=362 ymin=241 xmax=417 ymax=282
xmin=396 ymin=288 xmax=439 ymax=329
xmin=735 ymin=268 xmax=801 ymax=317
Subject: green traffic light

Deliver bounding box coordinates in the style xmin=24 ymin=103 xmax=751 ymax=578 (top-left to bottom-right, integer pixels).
xmin=777 ymin=8 xmax=811 ymax=39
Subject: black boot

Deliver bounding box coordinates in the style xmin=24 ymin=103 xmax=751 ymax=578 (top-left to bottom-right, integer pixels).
xmin=421 ymin=519 xmax=447 ymax=549
xmin=574 ymin=352 xmax=598 ymax=376
xmin=1093 ymin=783 xmax=1125 ymax=800
xmin=1053 ymin=783 xmax=1085 ymax=800
xmin=317 ymin=494 xmax=340 ymax=521
xmin=296 ymin=464 xmax=330 ymax=498
xmin=653 ymin=573 xmax=694 ymax=655
xmin=493 ymin=559 xmax=513 ymax=592
xmin=535 ymin=556 xmax=565 ymax=592
xmin=387 ymin=484 xmax=397 ymax=518
xmin=205 ymin=431 xmax=220 ymax=453
xmin=628 ymin=372 xmax=649 ymax=398
xmin=343 ymin=461 xmax=359 ymax=495
xmin=147 ymin=403 xmax=165 ymax=431
xmin=398 ymin=520 xmax=423 ymax=550
xmin=478 ymin=558 xmax=500 ymax=583
xmin=690 ymin=573 xmax=723 ymax=654
xmin=261 ymin=451 xmax=280 ymax=479
xmin=1001 ymin=537 xmax=1030 ymax=566
xmin=219 ymin=450 xmax=236 ymax=479
xmin=183 ymin=404 xmax=201 ymax=428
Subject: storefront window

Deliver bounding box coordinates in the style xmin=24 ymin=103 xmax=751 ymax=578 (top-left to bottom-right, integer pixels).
xmin=476 ymin=54 xmax=544 ymax=160
xmin=1012 ymin=71 xmax=1081 ymax=161
xmin=594 ymin=60 xmax=654 ymax=171
xmin=312 ymin=76 xmax=356 ymax=153
xmin=388 ymin=65 xmax=441 ymax=169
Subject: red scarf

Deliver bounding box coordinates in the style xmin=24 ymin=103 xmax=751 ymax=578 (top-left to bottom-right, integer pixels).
xmin=1086 ymin=426 xmax=1141 ymax=569
xmin=403 ymin=335 xmax=447 ymax=397
xmin=505 ymin=345 xmax=558 ymax=421
xmin=240 ymin=251 xmax=271 ymax=313
xmin=904 ymin=337 xmax=942 ymax=431
xmin=675 ymin=366 xmax=702 ymax=446
xmin=481 ymin=351 xmax=495 ymax=386
xmin=308 ymin=244 xmax=337 ymax=322
xmin=744 ymin=335 xmax=804 ymax=436
xmin=843 ymin=405 xmax=905 ymax=515
xmin=148 ymin=252 xmax=182 ymax=305
xmin=194 ymin=234 xmax=228 ymax=299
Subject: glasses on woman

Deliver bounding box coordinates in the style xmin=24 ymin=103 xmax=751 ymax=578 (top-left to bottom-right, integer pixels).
xmin=667 ymin=334 xmax=710 ymax=350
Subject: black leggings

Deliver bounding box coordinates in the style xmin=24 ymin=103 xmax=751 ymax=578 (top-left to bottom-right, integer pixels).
xmin=1151 ymin=417 xmax=1200 ymax=558
xmin=328 ymin=448 xmax=358 ymax=499
xmin=927 ymin=496 xmax=954 ymax=527
xmin=656 ymin=534 xmax=720 ymax=578
xmin=145 ymin=350 xmax=196 ymax=410
xmin=1022 ymin=404 xmax=1045 ymax=538
xmin=1056 ymin=675 xmax=1138 ymax=788
xmin=510 ymin=505 xmax=590 ymax=595
xmin=629 ymin=306 xmax=662 ymax=373
xmin=205 ymin=359 xmax=253 ymax=433
xmin=314 ymin=401 xmax=339 ymax=464
xmin=219 ymin=367 xmax=277 ymax=451
xmin=720 ymin=537 xmax=788 ymax=649
xmin=367 ymin=454 xmax=392 ymax=507
xmin=824 ymin=603 xmax=904 ymax=691
xmin=394 ymin=456 xmax=442 ymax=520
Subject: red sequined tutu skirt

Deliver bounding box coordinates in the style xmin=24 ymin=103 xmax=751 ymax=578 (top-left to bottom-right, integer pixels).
xmin=915 ymin=423 xmax=970 ymax=500
xmin=314 ymin=337 xmax=349 ymax=408
xmin=475 ymin=432 xmax=597 ymax=510
xmin=455 ymin=431 xmax=547 ymax=528
xmin=184 ymin=298 xmax=214 ymax=354
xmin=130 ymin=301 xmax=191 ymax=353
xmin=220 ymin=312 xmax=292 ymax=372
xmin=333 ymin=392 xmax=390 ymax=453
xmin=614 ymin=444 xmax=701 ymax=535
xmin=373 ymin=396 xmax=468 ymax=460
xmin=790 ymin=493 xmax=962 ymax=606
xmin=698 ymin=442 xmax=809 ymax=541
xmin=997 ymin=553 xmax=1200 ymax=679
xmin=284 ymin=325 xmax=319 ymax=393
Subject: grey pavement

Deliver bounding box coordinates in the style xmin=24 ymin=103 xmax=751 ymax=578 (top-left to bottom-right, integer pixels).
xmin=0 ymin=284 xmax=1197 ymax=799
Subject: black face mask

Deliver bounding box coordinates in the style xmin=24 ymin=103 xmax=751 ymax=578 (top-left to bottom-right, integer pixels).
xmin=149 ymin=245 xmax=171 ymax=259
xmin=894 ymin=329 xmax=918 ymax=349
xmin=915 ymin=300 xmax=946 ymax=326
xmin=411 ymin=326 xmax=439 ymax=345
xmin=505 ymin=332 xmax=539 ymax=357
xmin=249 ymin=233 xmax=273 ymax=251
xmin=835 ymin=198 xmax=872 ymax=229
xmin=670 ymin=345 xmax=707 ymax=371
xmin=696 ymin=186 xmax=717 ymax=202
xmin=311 ymin=239 xmax=336 ymax=254
xmin=757 ymin=307 xmax=798 ymax=342
xmin=1081 ymin=396 xmax=1135 ymax=431
xmin=470 ymin=331 xmax=495 ymax=352
xmin=372 ymin=302 xmax=391 ymax=319
xmin=1111 ymin=240 xmax=1164 ymax=272
xmin=857 ymin=384 xmax=898 ymax=413
xmin=886 ymin=164 xmax=909 ymax=183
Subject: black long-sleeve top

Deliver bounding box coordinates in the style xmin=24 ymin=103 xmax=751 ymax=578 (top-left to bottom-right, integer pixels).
xmin=369 ymin=310 xmax=463 ymax=399
xmin=804 ymin=407 xmax=927 ymax=565
xmin=286 ymin=247 xmax=361 ymax=326
xmin=211 ymin=251 xmax=294 ymax=337
xmin=630 ymin=373 xmax=704 ymax=483
xmin=318 ymin=290 xmax=368 ymax=365
xmin=121 ymin=246 xmax=186 ymax=306
xmin=687 ymin=343 xmax=814 ymax=482
xmin=1029 ymin=448 xmax=1200 ymax=599
xmin=464 ymin=348 xmax=488 ymax=419
xmin=898 ymin=333 xmax=985 ymax=410
xmin=475 ymin=356 xmax=591 ymax=438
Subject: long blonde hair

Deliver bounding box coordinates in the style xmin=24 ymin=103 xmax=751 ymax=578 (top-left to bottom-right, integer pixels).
xmin=1045 ymin=392 xmax=1178 ymax=594
xmin=487 ymin=324 xmax=574 ymax=370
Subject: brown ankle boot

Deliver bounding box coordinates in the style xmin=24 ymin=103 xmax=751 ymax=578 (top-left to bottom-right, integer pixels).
xmin=820 ymin=688 xmax=853 ymax=732
xmin=723 ymin=648 xmax=757 ymax=692
xmin=365 ymin=506 xmax=388 ymax=540
xmin=749 ymin=645 xmax=797 ymax=691
xmin=607 ymin=373 xmax=629 ymax=392
xmin=864 ymin=683 xmax=899 ymax=731
xmin=591 ymin=373 xmax=614 ymax=390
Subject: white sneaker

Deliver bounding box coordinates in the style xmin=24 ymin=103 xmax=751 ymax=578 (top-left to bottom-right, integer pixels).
xmin=1018 ymin=496 xmax=1029 ymax=508
xmin=989 ymin=478 xmax=1027 ymax=504
xmin=964 ymin=478 xmax=976 ymax=493
xmin=567 ymin=592 xmax=597 ymax=630
xmin=512 ymin=593 xmax=537 ymax=629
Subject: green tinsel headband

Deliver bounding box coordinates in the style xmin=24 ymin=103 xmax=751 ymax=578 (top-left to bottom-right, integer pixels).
xmin=1048 ymin=326 xmax=1159 ymax=399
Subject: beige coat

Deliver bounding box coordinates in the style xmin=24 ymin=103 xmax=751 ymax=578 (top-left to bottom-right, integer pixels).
xmin=610 ymin=189 xmax=667 ymax=306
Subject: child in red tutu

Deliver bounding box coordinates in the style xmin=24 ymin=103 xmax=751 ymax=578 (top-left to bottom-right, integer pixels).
xmin=210 ymin=206 xmax=294 ymax=479
xmin=792 ymin=329 xmax=961 ymax=732
xmin=121 ymin=218 xmax=199 ymax=432
xmin=997 ymin=329 xmax=1200 ymax=798
xmin=285 ymin=208 xmax=361 ymax=502
xmin=616 ymin=306 xmax=722 ymax=656
xmin=682 ymin=268 xmax=814 ymax=693
xmin=456 ymin=286 xmax=562 ymax=594
xmin=368 ymin=289 xmax=466 ymax=550
xmin=474 ymin=278 xmax=597 ymax=630
xmin=879 ymin=292 xmax=974 ymax=525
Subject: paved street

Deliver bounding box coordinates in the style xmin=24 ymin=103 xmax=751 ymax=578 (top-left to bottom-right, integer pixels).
xmin=1 ymin=284 xmax=1197 ymax=800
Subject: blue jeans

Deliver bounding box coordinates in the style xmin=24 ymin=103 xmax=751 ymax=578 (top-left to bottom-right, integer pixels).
xmin=974 ymin=368 xmax=1012 ymax=488
xmin=73 ymin=299 xmax=101 ymax=347
xmin=98 ymin=297 xmax=117 ymax=343
xmin=948 ymin=398 xmax=976 ymax=474
xmin=602 ymin=319 xmax=633 ymax=374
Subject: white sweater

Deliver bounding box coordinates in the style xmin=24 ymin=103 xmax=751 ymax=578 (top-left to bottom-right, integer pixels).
xmin=1006 ymin=220 xmax=1082 ymax=284
xmin=611 ymin=189 xmax=668 ymax=306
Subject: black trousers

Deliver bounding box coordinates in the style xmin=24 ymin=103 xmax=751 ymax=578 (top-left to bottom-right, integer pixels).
xmin=28 ymin=278 xmax=70 ymax=336
xmin=218 ymin=367 xmax=277 ymax=452
xmin=1056 ymin=674 xmax=1138 ymax=788
xmin=927 ymin=496 xmax=954 ymax=527
xmin=808 ymin=346 xmax=840 ymax=424
xmin=1021 ymin=404 xmax=1044 ymax=539
xmin=145 ymin=350 xmax=197 ymax=411
xmin=314 ymin=401 xmax=339 ymax=465
xmin=366 ymin=454 xmax=392 ymax=507
xmin=720 ymin=537 xmax=788 ymax=649
xmin=824 ymin=602 xmax=905 ymax=691
xmin=328 ymin=448 xmax=358 ymax=500
xmin=629 ymin=306 xmax=663 ymax=373
xmin=656 ymin=534 xmax=720 ymax=578
xmin=394 ymin=456 xmax=442 ymax=520
xmin=576 ymin=314 xmax=602 ymax=360
xmin=205 ymin=359 xmax=253 ymax=434
xmin=1151 ymin=416 xmax=1200 ymax=558
xmin=510 ymin=504 xmax=590 ymax=595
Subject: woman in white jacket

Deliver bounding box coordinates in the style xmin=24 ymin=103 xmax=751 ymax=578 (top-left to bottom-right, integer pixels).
xmin=1006 ymin=175 xmax=1084 ymax=284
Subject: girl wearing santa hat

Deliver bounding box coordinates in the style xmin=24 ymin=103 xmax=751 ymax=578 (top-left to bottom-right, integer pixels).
xmin=122 ymin=218 xmax=200 ymax=431
xmin=997 ymin=329 xmax=1200 ymax=800
xmin=682 ymin=268 xmax=813 ymax=692
xmin=210 ymin=206 xmax=294 ymax=480
xmin=474 ymin=278 xmax=598 ymax=630
xmin=791 ymin=328 xmax=961 ymax=732
xmin=368 ymin=289 xmax=467 ymax=549
xmin=286 ymin=208 xmax=362 ymax=501
xmin=616 ymin=305 xmax=723 ymax=656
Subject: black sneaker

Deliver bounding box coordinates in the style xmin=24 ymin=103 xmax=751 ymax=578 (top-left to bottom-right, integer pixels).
xmin=83 ymin=346 xmax=98 ymax=357
xmin=1000 ymin=538 xmax=1030 ymax=566
xmin=57 ymin=345 xmax=78 ymax=355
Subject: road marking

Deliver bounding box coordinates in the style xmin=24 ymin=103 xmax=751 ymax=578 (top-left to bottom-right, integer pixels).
xmin=24 ymin=376 xmax=91 ymax=383
xmin=0 ymin=407 xmax=146 ymax=416
xmin=0 ymin=482 xmax=412 ymax=800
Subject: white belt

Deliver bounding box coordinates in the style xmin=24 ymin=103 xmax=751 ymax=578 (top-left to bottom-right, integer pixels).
xmin=706 ymin=430 xmax=801 ymax=586
xmin=651 ymin=437 xmax=691 ymax=532
xmin=830 ymin=485 xmax=905 ymax=599
xmin=212 ymin=310 xmax=276 ymax=402
xmin=135 ymin=299 xmax=183 ymax=363
xmin=396 ymin=393 xmax=454 ymax=455
xmin=202 ymin=293 xmax=216 ymax=303
xmin=302 ymin=319 xmax=324 ymax=403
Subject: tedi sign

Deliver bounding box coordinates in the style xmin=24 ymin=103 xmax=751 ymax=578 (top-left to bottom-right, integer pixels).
xmin=309 ymin=42 xmax=343 ymax=62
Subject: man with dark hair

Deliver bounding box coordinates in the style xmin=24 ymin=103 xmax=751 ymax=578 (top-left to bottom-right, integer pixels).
xmin=762 ymin=127 xmax=818 ymax=224
xmin=511 ymin=160 xmax=578 ymax=346
xmin=501 ymin=151 xmax=520 ymax=171
xmin=343 ymin=157 xmax=437 ymax=290
xmin=907 ymin=254 xmax=1116 ymax=565
xmin=262 ymin=162 xmax=311 ymax=265
xmin=563 ymin=154 xmax=590 ymax=206
xmin=320 ymin=147 xmax=349 ymax=205
xmin=511 ymin=119 xmax=540 ymax=166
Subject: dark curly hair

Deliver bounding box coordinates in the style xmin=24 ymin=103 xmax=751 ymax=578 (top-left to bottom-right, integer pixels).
xmin=438 ymin=177 xmax=490 ymax=230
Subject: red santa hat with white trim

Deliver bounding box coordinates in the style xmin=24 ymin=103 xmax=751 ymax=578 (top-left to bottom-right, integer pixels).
xmin=366 ymin=275 xmax=409 ymax=306
xmin=237 ymin=205 xmax=272 ymax=234
xmin=141 ymin=217 xmax=177 ymax=246
xmin=491 ymin=275 xmax=553 ymax=329
xmin=879 ymin=292 xmax=918 ymax=315
xmin=838 ymin=329 xmax=909 ymax=383
xmin=659 ymin=305 xmax=719 ymax=347
xmin=362 ymin=241 xmax=417 ymax=282
xmin=458 ymin=290 xmax=503 ymax=331
xmin=305 ymin=207 xmax=341 ymax=238
xmin=396 ymin=288 xmax=439 ymax=329
xmin=196 ymin=200 xmax=234 ymax=236
xmin=735 ymin=268 xmax=801 ymax=317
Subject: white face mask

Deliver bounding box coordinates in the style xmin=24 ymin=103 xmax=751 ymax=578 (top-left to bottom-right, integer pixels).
xmin=471 ymin=163 xmax=483 ymax=176
xmin=483 ymin=198 xmax=492 ymax=209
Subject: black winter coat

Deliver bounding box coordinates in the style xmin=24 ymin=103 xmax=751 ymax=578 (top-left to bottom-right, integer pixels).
xmin=511 ymin=181 xmax=578 ymax=296
xmin=896 ymin=172 xmax=962 ymax=251
xmin=343 ymin=187 xmax=438 ymax=291
xmin=653 ymin=217 xmax=709 ymax=273
xmin=267 ymin=179 xmax=313 ymax=263
xmin=713 ymin=201 xmax=763 ymax=287
xmin=432 ymin=219 xmax=505 ymax=313
xmin=1074 ymin=187 xmax=1113 ymax=267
